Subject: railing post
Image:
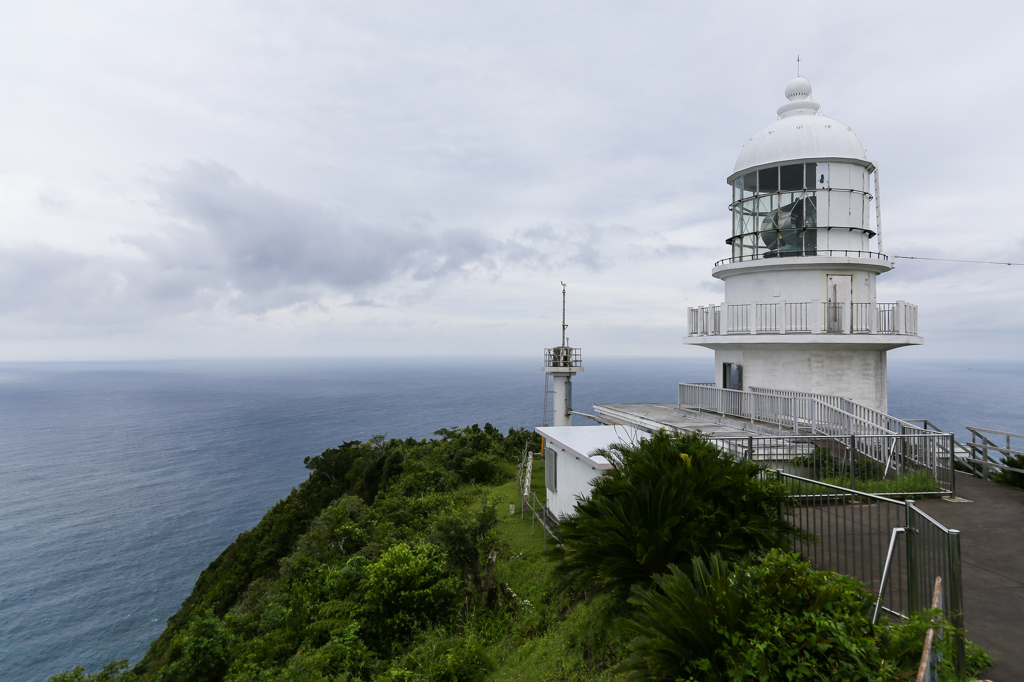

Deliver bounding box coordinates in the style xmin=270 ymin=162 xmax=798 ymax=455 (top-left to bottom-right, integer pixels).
xmin=841 ymin=300 xmax=850 ymax=334
xmin=949 ymin=433 xmax=956 ymax=497
xmin=906 ymin=501 xmax=919 ymax=612
xmin=779 ymin=299 xmax=787 ymax=335
xmin=868 ymin=301 xmax=878 ymax=334
xmin=721 ymin=301 xmax=728 ymax=334
xmin=811 ymin=298 xmax=822 ymax=334
xmin=895 ymin=300 xmax=907 ymax=335
xmin=948 ymin=529 xmax=966 ymax=679
xmin=849 ymin=434 xmax=856 ymax=489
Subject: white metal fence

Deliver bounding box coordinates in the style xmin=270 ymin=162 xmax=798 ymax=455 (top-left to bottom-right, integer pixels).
xmin=687 ymin=300 xmax=918 ymax=336
xmin=678 ymin=384 xmax=956 ymax=495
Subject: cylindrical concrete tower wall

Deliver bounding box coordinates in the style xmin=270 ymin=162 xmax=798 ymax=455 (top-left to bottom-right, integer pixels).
xmin=551 ymin=374 xmax=572 ymax=426
xmin=714 ymin=346 xmax=888 ymax=412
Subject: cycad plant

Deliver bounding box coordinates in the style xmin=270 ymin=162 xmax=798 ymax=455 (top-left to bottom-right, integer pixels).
xmin=620 ymin=551 xmax=884 ymax=681
xmin=553 ymin=430 xmax=794 ymax=597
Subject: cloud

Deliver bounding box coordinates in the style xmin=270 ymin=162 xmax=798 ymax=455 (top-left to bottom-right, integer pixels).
xmin=0 ymin=162 xmax=656 ymax=330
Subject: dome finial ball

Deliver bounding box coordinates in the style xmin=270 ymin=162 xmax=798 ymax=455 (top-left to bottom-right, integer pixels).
xmin=785 ymin=76 xmax=812 ymax=101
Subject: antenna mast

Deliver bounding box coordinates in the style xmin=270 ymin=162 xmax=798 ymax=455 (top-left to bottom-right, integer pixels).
xmin=560 ymin=281 xmax=567 ymax=347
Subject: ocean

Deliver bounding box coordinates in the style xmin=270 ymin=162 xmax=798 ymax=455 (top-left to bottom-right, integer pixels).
xmin=1 ymin=357 xmax=1021 ymax=681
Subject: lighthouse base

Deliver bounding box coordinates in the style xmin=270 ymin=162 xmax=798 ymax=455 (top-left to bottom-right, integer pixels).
xmin=713 ymin=347 xmax=889 ymax=412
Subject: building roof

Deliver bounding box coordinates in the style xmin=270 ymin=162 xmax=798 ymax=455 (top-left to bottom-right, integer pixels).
xmin=535 ymin=425 xmax=645 ymax=470
xmin=732 ymin=77 xmax=868 ymax=177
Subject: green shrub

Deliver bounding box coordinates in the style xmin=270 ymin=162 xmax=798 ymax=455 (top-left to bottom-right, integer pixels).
xmin=554 ymin=430 xmax=794 ymax=597
xmin=790 ymin=446 xmax=885 ymax=481
xmin=621 ymin=551 xmax=883 ymax=681
xmin=47 ymin=660 xmax=139 ymax=682
xmin=994 ymin=453 xmax=1024 ymax=489
xmin=154 ymin=609 xmax=236 ymax=682
xmin=878 ymin=609 xmax=993 ymax=681
xmin=360 ymin=543 xmax=461 ymax=654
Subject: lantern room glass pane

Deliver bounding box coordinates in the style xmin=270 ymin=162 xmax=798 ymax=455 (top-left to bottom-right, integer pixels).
xmin=805 ymin=163 xmax=817 ymax=190
xmin=758 ymin=166 xmax=778 ymax=193
xmin=804 ymin=228 xmax=817 ymax=255
xmin=733 ymin=178 xmax=742 ymax=202
xmin=742 ymin=172 xmax=757 ymax=198
xmin=780 ymin=164 xmax=803 ymax=191
xmin=804 ymin=195 xmax=818 ymax=228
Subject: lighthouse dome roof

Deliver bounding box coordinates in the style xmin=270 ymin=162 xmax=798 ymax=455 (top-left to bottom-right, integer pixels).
xmin=732 ymin=77 xmax=867 ymax=175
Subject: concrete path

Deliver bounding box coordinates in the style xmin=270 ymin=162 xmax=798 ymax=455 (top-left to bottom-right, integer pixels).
xmin=916 ymin=472 xmax=1024 ymax=682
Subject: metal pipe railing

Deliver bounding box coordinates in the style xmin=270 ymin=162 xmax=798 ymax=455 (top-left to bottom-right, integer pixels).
xmin=775 ymin=471 xmax=964 ymax=673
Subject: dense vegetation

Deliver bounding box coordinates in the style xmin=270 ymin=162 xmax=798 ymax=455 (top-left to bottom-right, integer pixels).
xmin=48 ymin=428 xmax=990 ymax=682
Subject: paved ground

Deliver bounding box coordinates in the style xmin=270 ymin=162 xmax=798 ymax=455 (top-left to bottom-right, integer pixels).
xmin=592 ymin=403 xmax=753 ymax=437
xmin=915 ymin=473 xmax=1024 ymax=682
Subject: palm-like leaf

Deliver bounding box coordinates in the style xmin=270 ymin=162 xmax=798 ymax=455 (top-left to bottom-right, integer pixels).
xmin=553 ymin=430 xmax=794 ymax=597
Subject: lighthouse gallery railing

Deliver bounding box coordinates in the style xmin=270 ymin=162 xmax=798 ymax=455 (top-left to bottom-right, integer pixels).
xmin=688 ymin=300 xmax=918 ymax=336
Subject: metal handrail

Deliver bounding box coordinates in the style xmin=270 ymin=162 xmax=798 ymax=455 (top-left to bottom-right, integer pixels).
xmin=873 ymin=527 xmax=907 ymax=623
xmin=714 ymin=249 xmax=890 ymax=267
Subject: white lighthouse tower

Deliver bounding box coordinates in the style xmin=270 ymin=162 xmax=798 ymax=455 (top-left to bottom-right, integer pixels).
xmin=685 ymin=75 xmax=922 ymax=412
xmin=543 ymin=283 xmax=583 ymax=427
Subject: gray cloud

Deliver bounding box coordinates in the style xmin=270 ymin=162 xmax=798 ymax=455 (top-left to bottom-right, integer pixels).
xmin=0 ymin=162 xmax=648 ymax=327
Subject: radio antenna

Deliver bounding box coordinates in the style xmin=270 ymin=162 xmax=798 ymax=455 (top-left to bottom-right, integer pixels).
xmin=560 ymin=282 xmax=568 ymax=347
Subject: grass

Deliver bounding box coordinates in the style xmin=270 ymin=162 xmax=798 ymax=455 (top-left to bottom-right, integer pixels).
xmin=784 ymin=470 xmax=944 ymax=497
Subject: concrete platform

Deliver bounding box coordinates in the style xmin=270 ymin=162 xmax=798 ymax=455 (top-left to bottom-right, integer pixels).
xmin=914 ymin=472 xmax=1024 ymax=682
xmin=592 ymin=403 xmax=754 ymax=438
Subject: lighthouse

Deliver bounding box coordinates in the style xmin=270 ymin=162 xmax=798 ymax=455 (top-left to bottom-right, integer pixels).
xmin=542 ymin=283 xmax=583 ymax=427
xmin=685 ymin=76 xmax=922 ymax=412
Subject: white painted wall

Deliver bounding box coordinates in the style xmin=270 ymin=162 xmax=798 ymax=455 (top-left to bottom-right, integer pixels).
xmin=551 ymin=374 xmax=571 ymax=426
xmin=721 ymin=262 xmax=878 ymax=305
xmin=713 ymin=346 xmax=888 ymax=411
xmin=544 ymin=441 xmax=605 ymax=518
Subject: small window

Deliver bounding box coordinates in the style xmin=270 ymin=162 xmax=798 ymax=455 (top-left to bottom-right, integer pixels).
xmin=545 ymin=447 xmax=558 ymax=492
xmin=758 ymin=167 xmax=778 ymax=193
xmin=723 ymin=363 xmax=743 ymax=391
xmin=780 ymin=164 xmax=803 ymax=191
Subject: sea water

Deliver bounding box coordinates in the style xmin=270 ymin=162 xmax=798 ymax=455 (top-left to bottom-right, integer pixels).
xmin=1 ymin=357 xmax=1021 ymax=681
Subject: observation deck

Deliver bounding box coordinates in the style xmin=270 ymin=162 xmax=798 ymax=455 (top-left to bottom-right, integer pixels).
xmin=686 ymin=299 xmax=921 ymax=348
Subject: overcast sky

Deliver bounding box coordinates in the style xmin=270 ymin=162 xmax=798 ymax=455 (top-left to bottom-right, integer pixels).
xmin=1 ymin=1 xmax=1022 ymax=361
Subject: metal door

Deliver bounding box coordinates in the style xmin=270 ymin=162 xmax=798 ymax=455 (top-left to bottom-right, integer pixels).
xmin=827 ymin=274 xmax=852 ymax=333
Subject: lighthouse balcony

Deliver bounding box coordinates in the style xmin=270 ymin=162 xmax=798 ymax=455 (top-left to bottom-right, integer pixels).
xmin=687 ymin=300 xmax=918 ymax=337
xmin=544 ymin=346 xmax=582 ymax=368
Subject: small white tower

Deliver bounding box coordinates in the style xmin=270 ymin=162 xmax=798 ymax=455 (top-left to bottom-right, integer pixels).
xmin=543 ymin=283 xmax=583 ymax=427
xmin=685 ymin=75 xmax=922 ymax=412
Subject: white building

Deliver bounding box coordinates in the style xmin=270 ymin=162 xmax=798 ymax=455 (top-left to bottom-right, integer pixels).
xmin=685 ymin=76 xmax=921 ymax=412
xmin=535 ymin=425 xmax=645 ymax=518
